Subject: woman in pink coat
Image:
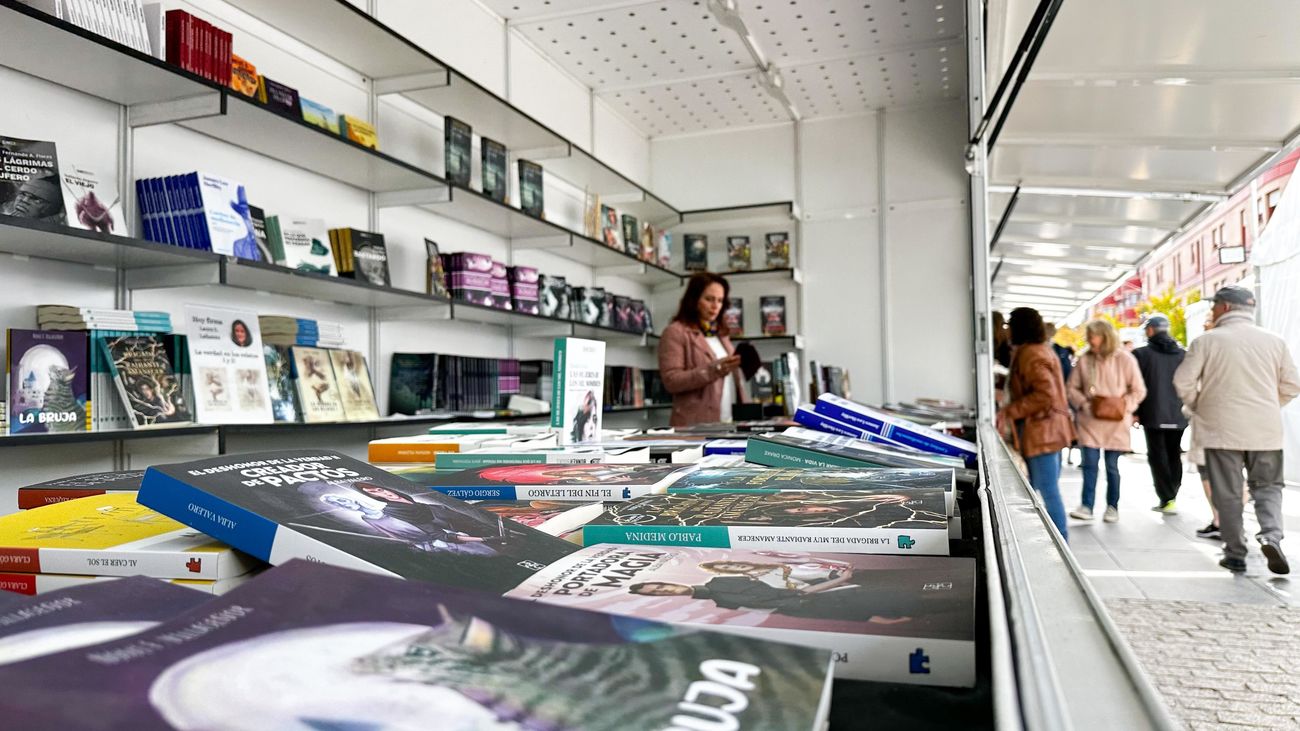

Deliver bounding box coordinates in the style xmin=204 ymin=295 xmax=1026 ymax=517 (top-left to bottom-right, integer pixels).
xmin=1066 ymin=319 xmax=1147 ymax=523
xmin=658 ymin=273 xmax=747 ymax=427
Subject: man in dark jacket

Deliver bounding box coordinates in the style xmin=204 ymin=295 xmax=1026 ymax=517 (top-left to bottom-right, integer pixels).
xmin=1132 ymin=315 xmax=1188 ymax=514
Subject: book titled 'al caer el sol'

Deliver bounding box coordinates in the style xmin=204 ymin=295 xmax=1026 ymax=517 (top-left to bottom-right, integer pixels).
xmin=506 ymin=544 xmax=976 ymax=686
xmin=582 ymin=490 xmax=950 ymax=555
xmin=136 ymin=450 xmax=577 ymax=593
xmin=0 ymin=560 xmax=833 ymax=730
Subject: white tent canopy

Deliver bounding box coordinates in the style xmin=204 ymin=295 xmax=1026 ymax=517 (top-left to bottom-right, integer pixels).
xmin=1252 ymin=168 xmax=1300 ymax=482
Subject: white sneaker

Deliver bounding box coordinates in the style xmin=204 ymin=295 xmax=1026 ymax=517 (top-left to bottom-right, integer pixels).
xmin=1068 ymin=506 xmax=1093 ymax=520
xmin=1103 ymin=506 xmax=1119 ymax=523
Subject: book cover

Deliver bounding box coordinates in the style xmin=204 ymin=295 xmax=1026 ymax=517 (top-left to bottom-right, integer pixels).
xmin=7 ymin=329 xmax=88 ymax=434
xmin=0 ymin=575 xmax=207 ymax=663
xmin=340 ymin=114 xmax=378 ymax=149
xmin=255 ymin=75 xmax=300 ymax=119
xmin=518 ymin=159 xmax=544 ymax=218
xmin=0 ymin=560 xmax=831 ymax=729
xmin=432 ymin=446 xmax=644 ymax=471
xmin=666 ymin=466 xmax=955 ymax=505
xmin=402 ymin=462 xmax=694 ymax=501
xmin=388 ymin=352 xmax=434 ymax=416
xmin=723 ymin=297 xmax=744 ymax=335
xmin=746 ymin=431 xmax=969 ymax=478
xmin=263 ymin=345 xmax=299 ymax=423
xmin=229 ymin=53 xmax=257 ymax=97
xmin=506 ymin=545 xmax=975 ymax=686
xmin=551 ymin=337 xmax=604 ymax=445
xmin=685 ymin=233 xmax=708 ymax=271
xmin=620 ymin=214 xmax=639 ymax=256
xmin=481 ymin=137 xmax=507 ymax=202
xmin=0 ymin=493 xmax=258 ymax=580
xmin=583 ymin=490 xmax=950 ymax=555
xmin=582 ymin=192 xmax=600 ymax=238
xmin=657 ymin=229 xmax=673 ymax=268
xmin=0 ymin=571 xmax=253 ymax=597
xmin=269 ymin=216 xmax=335 ymax=275
xmin=346 ymin=229 xmax=390 ymax=287
xmin=17 ymin=470 xmax=143 ymax=510
xmin=299 ymin=97 xmax=340 ymax=134
xmin=0 ymin=136 xmax=65 ymax=225
xmin=600 ymin=204 xmax=620 ymax=249
xmin=765 ymin=231 xmax=791 ymax=268
xmin=246 ymin=205 xmax=274 ymax=264
xmin=760 ymin=295 xmax=787 ymax=335
xmin=368 ymin=434 xmax=503 ymax=463
xmin=813 ymin=394 xmax=977 ymax=466
xmin=329 ymin=349 xmax=379 ymax=421
xmin=101 ymin=335 xmax=191 ymax=428
xmin=194 ymin=172 xmax=261 ymax=260
xmin=640 ymin=223 xmax=656 ymax=262
xmin=727 ymin=236 xmax=752 ymax=271
xmin=184 ymin=305 xmax=273 ymax=425
xmin=469 ymin=500 xmax=606 ymax=538
xmin=423 ymin=239 xmax=450 ymax=298
xmin=290 ymin=347 xmax=347 ymax=423
xmin=136 ymin=451 xmax=577 ymax=591
xmin=443 ymin=116 xmax=472 ymax=187
xmin=60 ymin=164 xmax=122 ymax=235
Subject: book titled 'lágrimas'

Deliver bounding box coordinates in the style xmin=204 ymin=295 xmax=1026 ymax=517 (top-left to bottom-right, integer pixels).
xmin=444 ymin=116 xmax=472 ymax=188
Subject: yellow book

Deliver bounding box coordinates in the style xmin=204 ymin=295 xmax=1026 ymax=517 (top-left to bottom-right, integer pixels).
xmin=367 ymin=434 xmax=491 ymax=463
xmin=340 ymin=114 xmax=379 ymax=149
xmin=0 ymin=493 xmax=259 ymax=580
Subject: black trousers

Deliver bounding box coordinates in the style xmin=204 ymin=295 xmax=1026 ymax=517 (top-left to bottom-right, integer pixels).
xmin=1144 ymin=427 xmax=1186 ymax=504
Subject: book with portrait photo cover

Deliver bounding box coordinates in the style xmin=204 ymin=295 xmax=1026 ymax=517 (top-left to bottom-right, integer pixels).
xmin=506 ymin=544 xmax=976 ymax=686
xmin=0 ymin=560 xmax=833 ymax=730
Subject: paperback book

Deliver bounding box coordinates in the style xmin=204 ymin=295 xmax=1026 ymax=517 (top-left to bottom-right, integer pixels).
xmin=0 ymin=493 xmax=258 ymax=580
xmin=230 ymin=54 xmax=258 ymax=97
xmin=262 ymin=345 xmax=299 ymax=423
xmin=507 ymin=545 xmax=975 ymax=686
xmin=552 ymin=337 xmax=605 ymax=445
xmin=621 ymin=214 xmax=640 ymax=257
xmin=727 ymin=236 xmax=752 ymax=271
xmin=290 ymin=346 xmax=347 ymax=423
xmin=424 ymin=239 xmax=450 ymax=297
xmin=747 ymin=430 xmax=971 ymax=479
xmin=0 ymin=572 xmax=254 ymax=597
xmin=136 ymin=450 xmax=577 ymax=591
xmin=60 ymin=164 xmax=122 ymax=235
xmin=101 ymin=334 xmax=191 ymax=428
xmin=760 ymin=295 xmax=787 ymax=336
xmin=341 ymin=114 xmax=379 ymax=149
xmin=723 ymin=297 xmax=744 ymax=335
xmin=433 ymin=445 xmax=649 ymax=471
xmin=765 ymin=231 xmax=791 ymax=268
xmin=518 ymin=159 xmax=544 ymax=218
xmin=665 ymin=466 xmax=956 ymax=513
xmin=0 ymin=136 xmax=65 ymax=225
xmin=470 ymin=500 xmax=606 ymax=538
xmin=17 ymin=470 xmax=144 ymax=511
xmin=640 ymin=223 xmax=656 ymax=262
xmin=600 ymin=204 xmax=620 ymax=249
xmin=346 ymin=229 xmax=391 ymax=287
xmin=266 ymin=215 xmax=335 ymax=275
xmin=300 ymin=97 xmax=341 ymax=134
xmin=7 ymin=329 xmax=88 ymax=434
xmin=388 ymin=352 xmax=435 ymax=415
xmin=657 ymin=229 xmax=673 ymax=268
xmin=443 ymin=116 xmax=472 ymax=187
xmin=584 ymin=490 xmax=950 ymax=555
xmin=481 ymin=137 xmax=508 ymax=202
xmin=685 ymin=233 xmax=708 ymax=271
xmin=0 ymin=560 xmax=832 ymax=729
xmin=184 ymin=305 xmax=273 ymax=425
xmin=329 ymin=349 xmax=379 ymax=421
xmin=404 ymin=462 xmax=696 ymax=502
xmin=255 ymin=75 xmax=301 ymax=118
xmin=246 ymin=205 xmax=274 ymax=264
xmin=813 ymin=393 xmax=977 ymax=466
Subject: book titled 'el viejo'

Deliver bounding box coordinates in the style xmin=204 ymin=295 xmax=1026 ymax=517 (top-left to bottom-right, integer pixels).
xmin=583 ymin=490 xmax=950 ymax=555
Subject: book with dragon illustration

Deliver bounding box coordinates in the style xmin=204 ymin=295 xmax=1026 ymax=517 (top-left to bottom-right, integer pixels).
xmin=0 ymin=575 xmax=208 ymax=662
xmin=582 ymin=490 xmax=950 ymax=555
xmin=663 ymin=466 xmax=956 ymax=515
xmin=184 ymin=305 xmax=273 ymax=425
xmin=507 ymin=544 xmax=975 ymax=686
xmin=6 ymin=329 xmax=88 ymax=434
xmin=393 ymin=462 xmax=697 ymax=502
xmin=289 ymin=346 xmax=346 ymax=423
xmin=136 ymin=450 xmax=577 ymax=592
xmin=0 ymin=560 xmax=833 ymax=729
xmin=100 ymin=334 xmax=191 ymax=429
xmin=328 ymin=349 xmax=379 ymax=422
xmin=0 ymin=493 xmax=259 ymax=580
xmin=17 ymin=470 xmax=143 ymax=510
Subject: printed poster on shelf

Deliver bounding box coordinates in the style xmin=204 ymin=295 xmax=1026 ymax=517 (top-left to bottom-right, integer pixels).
xmin=551 ymin=337 xmax=604 ymax=445
xmin=184 ymin=305 xmax=273 ymax=424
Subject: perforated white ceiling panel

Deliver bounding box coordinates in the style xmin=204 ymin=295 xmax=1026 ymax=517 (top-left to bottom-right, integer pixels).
xmin=479 ymin=0 xmax=968 ymax=136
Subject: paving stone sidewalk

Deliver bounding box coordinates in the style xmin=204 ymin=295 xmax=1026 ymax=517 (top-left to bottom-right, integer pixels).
xmin=1107 ymin=599 xmax=1300 ymax=730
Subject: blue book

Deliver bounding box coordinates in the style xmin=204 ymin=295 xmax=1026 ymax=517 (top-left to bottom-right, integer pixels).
xmin=703 ymin=439 xmax=748 ymax=455
xmin=813 ymin=394 xmax=976 ymax=466
xmin=400 ymin=462 xmax=695 ymax=502
xmin=133 ymin=179 xmax=154 ymax=243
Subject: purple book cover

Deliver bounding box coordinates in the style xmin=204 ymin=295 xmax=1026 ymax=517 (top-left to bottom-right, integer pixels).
xmin=0 ymin=576 xmax=207 ymax=665
xmin=0 ymin=561 xmax=831 ymax=730
xmin=7 ymin=329 xmax=88 ymax=434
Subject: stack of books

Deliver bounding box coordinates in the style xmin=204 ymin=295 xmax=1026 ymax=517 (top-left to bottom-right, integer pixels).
xmin=136 ymin=172 xmax=262 ymax=259
xmin=37 ymin=305 xmax=171 ymax=332
xmin=259 ymin=316 xmax=345 ymax=348
xmin=22 ymin=0 xmax=156 ymax=56
xmin=508 ymin=265 xmax=540 ymax=314
xmin=441 ymin=251 xmax=494 ymax=307
xmin=163 ymin=9 xmax=233 ymax=85
xmin=328 ymin=227 xmax=391 ymax=287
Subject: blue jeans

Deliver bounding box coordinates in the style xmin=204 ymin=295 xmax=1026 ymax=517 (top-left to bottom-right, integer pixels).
xmin=1080 ymin=447 xmax=1121 ymax=510
xmin=1026 ymin=452 xmax=1068 ymax=540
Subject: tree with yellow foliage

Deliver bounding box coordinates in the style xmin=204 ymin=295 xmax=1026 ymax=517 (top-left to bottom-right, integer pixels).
xmin=1137 ymin=287 xmax=1200 ymax=345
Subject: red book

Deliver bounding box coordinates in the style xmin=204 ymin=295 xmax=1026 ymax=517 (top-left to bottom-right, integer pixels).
xmin=164 ymin=9 xmax=186 ymax=67
xmin=197 ymin=17 xmax=213 ymax=81
xmin=218 ymin=29 xmax=233 ymax=85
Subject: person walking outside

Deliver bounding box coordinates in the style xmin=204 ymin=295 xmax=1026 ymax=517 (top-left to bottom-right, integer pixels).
xmin=1067 ymin=319 xmax=1146 ymax=523
xmin=997 ymin=307 xmax=1075 ymax=539
xmin=1131 ymin=314 xmax=1187 ymax=514
xmin=1173 ymin=286 xmax=1300 ymax=573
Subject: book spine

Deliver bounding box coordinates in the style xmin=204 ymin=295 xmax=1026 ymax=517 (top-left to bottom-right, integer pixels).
xmin=3 ymin=545 xmax=232 ymax=580
xmin=16 ymin=488 xmax=116 ymax=509
xmin=582 ymin=524 xmax=733 ymax=548
xmin=794 ymin=407 xmax=871 ymax=439
xmin=743 ymin=439 xmax=873 ymax=470
xmin=134 ymin=178 xmax=153 ymax=242
xmin=433 ymin=453 xmax=547 ymax=470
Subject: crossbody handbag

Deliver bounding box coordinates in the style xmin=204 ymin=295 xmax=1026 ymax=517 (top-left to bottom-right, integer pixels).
xmin=1086 ymin=355 xmax=1126 ymax=421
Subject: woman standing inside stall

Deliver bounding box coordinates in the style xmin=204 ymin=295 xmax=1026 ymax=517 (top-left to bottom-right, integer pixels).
xmin=658 ymin=272 xmax=747 ymax=427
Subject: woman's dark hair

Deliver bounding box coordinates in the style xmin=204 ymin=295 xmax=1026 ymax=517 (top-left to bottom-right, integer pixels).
xmin=1008 ymin=307 xmax=1046 ymax=345
xmin=673 ymin=272 xmax=730 ymax=332
xmin=230 ymin=319 xmax=251 ymax=347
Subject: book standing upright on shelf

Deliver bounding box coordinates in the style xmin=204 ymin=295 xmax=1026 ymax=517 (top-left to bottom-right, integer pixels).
xmin=760 ymin=295 xmax=787 ymax=335
xmin=424 ymin=239 xmax=450 ymax=297
xmin=265 ymin=215 xmax=335 ymax=275
xmin=684 ymin=233 xmax=708 ymax=271
xmin=6 ymin=329 xmax=88 ymax=434
xmin=444 ymin=116 xmax=472 ymax=187
xmin=481 ymin=137 xmax=508 ymax=203
xmin=101 ymin=334 xmax=191 ymax=429
xmin=728 ymin=235 xmax=753 ymax=271
xmin=290 ymin=346 xmax=347 ymax=423
xmin=723 ymin=297 xmax=744 ymax=336
xmin=340 ymin=115 xmax=379 ymax=149
xmin=600 ymin=204 xmax=620 ymax=249
xmin=551 ymin=337 xmax=605 ymax=445
xmin=657 ymin=228 xmax=673 ymax=268
xmin=0 ymin=136 xmax=65 ymax=226
xmin=184 ymin=305 xmax=273 ymax=425
xmin=300 ymin=97 xmax=341 ymax=134
xmin=255 ymin=76 xmax=301 ymax=118
xmin=766 ymin=231 xmax=791 ymax=268
xmin=329 ymin=349 xmax=379 ymax=421
xmin=388 ymin=352 xmax=435 ymax=415
xmin=518 ymin=159 xmax=544 ymax=218
xmin=620 ymin=214 xmax=639 ymax=257
xmin=60 ymin=164 xmax=122 ymax=235
xmin=262 ymin=345 xmax=299 ymax=423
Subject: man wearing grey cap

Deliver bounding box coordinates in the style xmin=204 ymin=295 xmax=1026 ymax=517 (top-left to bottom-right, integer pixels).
xmin=1132 ymin=314 xmax=1187 ymax=514
xmin=1174 ymin=285 xmax=1300 ymax=573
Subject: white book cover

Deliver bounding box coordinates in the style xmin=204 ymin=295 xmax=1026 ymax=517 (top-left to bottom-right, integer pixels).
xmin=184 ymin=305 xmax=274 ymax=425
xmin=550 ymin=337 xmax=605 ymax=445
xmin=276 ymin=216 xmax=336 ymax=276
xmin=60 ymin=164 xmax=123 ymax=235
xmin=195 ymin=172 xmax=261 ymax=260
xmin=142 ymin=1 xmax=164 ymax=59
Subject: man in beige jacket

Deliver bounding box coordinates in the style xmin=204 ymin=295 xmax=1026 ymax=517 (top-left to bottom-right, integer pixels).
xmin=1174 ymin=286 xmax=1300 ymax=574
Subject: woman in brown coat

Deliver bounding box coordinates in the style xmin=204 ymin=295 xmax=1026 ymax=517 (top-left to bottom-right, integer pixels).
xmin=658 ymin=273 xmax=747 ymax=427
xmin=997 ymin=307 xmax=1075 ymax=539
xmin=1066 ymin=319 xmax=1147 ymax=523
